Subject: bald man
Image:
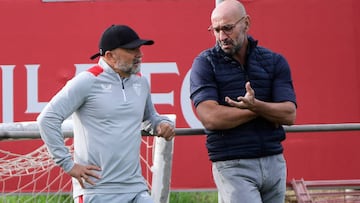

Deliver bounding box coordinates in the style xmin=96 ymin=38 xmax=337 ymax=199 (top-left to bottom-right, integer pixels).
xmin=190 ymin=0 xmax=297 ymax=202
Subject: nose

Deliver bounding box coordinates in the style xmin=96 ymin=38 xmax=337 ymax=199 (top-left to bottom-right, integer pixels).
xmin=218 ymin=30 xmax=229 ymax=41
xmin=136 ymin=49 xmax=143 ymax=58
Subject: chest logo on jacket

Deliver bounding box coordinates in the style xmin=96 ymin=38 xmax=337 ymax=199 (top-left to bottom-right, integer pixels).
xmin=101 ymin=84 xmax=112 ymax=92
xmin=133 ymin=83 xmax=141 ymax=96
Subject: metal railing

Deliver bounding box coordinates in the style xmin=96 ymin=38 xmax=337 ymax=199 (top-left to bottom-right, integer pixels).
xmin=1 ymin=122 xmax=360 ymax=140
xmin=1 ymin=121 xmax=360 ymax=203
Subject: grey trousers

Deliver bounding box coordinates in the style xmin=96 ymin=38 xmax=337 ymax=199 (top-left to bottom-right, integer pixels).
xmin=212 ymin=154 xmax=287 ymax=203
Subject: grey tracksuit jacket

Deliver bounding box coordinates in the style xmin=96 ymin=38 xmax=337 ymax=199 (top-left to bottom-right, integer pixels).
xmin=37 ymin=58 xmax=173 ymax=198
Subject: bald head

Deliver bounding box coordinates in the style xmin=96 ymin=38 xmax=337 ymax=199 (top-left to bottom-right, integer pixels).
xmin=211 ymin=0 xmax=246 ymax=22
xmin=209 ymin=0 xmax=250 ymax=59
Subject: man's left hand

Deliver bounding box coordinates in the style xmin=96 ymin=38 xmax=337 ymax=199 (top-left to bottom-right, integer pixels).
xmin=156 ymin=122 xmax=175 ymax=141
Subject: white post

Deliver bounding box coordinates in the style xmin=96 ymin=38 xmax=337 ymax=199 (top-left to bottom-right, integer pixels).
xmin=151 ymin=114 xmax=176 ymax=203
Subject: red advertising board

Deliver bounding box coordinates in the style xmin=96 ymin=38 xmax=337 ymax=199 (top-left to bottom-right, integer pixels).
xmin=1 ymin=0 xmax=360 ymax=190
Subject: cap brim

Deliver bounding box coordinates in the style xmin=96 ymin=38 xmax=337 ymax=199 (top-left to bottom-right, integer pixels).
xmin=120 ymin=39 xmax=154 ymax=49
xmin=90 ymin=53 xmax=101 ymax=60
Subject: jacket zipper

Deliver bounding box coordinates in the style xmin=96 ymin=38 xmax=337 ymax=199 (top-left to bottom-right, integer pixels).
xmin=121 ymin=78 xmax=127 ymax=102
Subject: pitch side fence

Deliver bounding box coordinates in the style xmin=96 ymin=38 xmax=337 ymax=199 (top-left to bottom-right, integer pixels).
xmin=1 ymin=122 xmax=360 ymax=203
xmin=1 ymin=123 xmax=360 ymax=139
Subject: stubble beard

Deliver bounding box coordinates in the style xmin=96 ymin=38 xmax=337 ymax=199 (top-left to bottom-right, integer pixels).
xmin=219 ymin=34 xmax=245 ymax=56
xmin=115 ymin=61 xmax=141 ymax=75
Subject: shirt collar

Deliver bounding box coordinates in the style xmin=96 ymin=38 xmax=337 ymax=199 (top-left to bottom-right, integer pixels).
xmin=98 ymin=57 xmax=117 ymax=74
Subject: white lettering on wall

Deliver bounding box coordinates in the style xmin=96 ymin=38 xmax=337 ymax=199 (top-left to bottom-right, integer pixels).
xmin=181 ymin=69 xmax=202 ymax=128
xmin=25 ymin=65 xmax=47 ymax=113
xmin=74 ymin=64 xmax=94 ymax=75
xmin=1 ymin=65 xmax=15 ymax=123
xmin=1 ymin=63 xmax=202 ymax=128
xmin=141 ymin=63 xmax=178 ymax=106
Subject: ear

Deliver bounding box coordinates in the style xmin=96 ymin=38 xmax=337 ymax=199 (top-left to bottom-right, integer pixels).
xmin=102 ymin=50 xmax=117 ymax=67
xmin=104 ymin=50 xmax=112 ymax=58
xmin=244 ymin=15 xmax=251 ymax=31
xmin=104 ymin=50 xmax=115 ymax=61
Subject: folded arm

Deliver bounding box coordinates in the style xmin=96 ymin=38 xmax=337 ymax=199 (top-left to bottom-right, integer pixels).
xmin=196 ymin=100 xmax=257 ymax=130
xmin=226 ymin=82 xmax=296 ymax=125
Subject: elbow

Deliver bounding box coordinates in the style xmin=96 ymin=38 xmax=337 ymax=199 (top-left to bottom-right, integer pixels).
xmin=284 ymin=118 xmax=295 ymax=126
xmin=281 ymin=102 xmax=297 ymax=125
xmin=199 ymin=116 xmax=219 ymax=131
xmin=36 ymin=112 xmax=45 ymax=127
xmin=202 ymin=122 xmax=217 ymax=131
xmin=283 ymin=110 xmax=297 ymax=126
xmin=201 ymin=120 xmax=216 ymax=131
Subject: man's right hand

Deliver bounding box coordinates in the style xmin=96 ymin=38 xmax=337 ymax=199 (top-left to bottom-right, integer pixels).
xmin=67 ymin=163 xmax=102 ymax=188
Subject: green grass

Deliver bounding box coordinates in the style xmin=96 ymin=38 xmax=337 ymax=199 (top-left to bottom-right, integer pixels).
xmin=1 ymin=192 xmax=218 ymax=203
xmin=1 ymin=191 xmax=304 ymax=202
xmin=0 ymin=194 xmax=73 ymax=203
xmin=170 ymin=191 xmax=218 ymax=203
xmin=2 ymin=190 xmax=305 ymax=202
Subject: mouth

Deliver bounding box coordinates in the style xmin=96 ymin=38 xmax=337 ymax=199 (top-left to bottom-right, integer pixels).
xmin=133 ymin=60 xmax=141 ymax=65
xmin=221 ymin=44 xmax=232 ymax=50
xmin=220 ymin=41 xmax=233 ymax=49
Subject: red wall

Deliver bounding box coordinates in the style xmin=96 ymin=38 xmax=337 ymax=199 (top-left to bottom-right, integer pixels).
xmin=0 ymin=0 xmax=359 ymax=190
